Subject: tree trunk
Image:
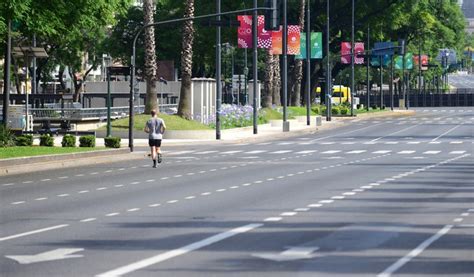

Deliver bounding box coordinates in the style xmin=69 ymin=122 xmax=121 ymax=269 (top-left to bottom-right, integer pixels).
xmin=289 ymin=0 xmax=305 ymax=106
xmin=177 ymin=0 xmax=195 ymax=119
xmin=272 ymin=55 xmax=281 ymax=106
xmin=143 ymin=0 xmax=158 ymax=114
xmin=262 ymin=50 xmax=273 ymax=108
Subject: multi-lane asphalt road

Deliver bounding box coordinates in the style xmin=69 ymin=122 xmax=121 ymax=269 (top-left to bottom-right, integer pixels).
xmin=448 ymin=73 xmax=474 ymax=89
xmin=1 ymin=107 xmax=473 ymax=277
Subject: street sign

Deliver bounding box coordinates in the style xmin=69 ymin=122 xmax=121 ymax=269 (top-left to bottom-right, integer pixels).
xmin=108 ymin=66 xmax=130 ymax=76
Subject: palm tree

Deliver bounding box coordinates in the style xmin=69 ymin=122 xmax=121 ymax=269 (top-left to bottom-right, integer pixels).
xmin=262 ymin=50 xmax=274 ymax=108
xmin=273 ymin=55 xmax=281 ymax=106
xmin=143 ymin=0 xmax=158 ymax=114
xmin=177 ymin=0 xmax=195 ymax=119
xmin=289 ymin=0 xmax=305 ymax=106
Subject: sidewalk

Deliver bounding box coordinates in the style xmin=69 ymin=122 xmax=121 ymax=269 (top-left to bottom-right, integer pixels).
xmin=0 ymin=110 xmax=414 ymax=176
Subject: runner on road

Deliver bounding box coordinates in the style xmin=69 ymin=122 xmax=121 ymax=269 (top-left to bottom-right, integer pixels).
xmin=144 ymin=109 xmax=166 ymax=168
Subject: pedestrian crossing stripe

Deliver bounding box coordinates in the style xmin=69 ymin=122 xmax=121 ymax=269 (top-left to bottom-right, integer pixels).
xmin=270 ymin=150 xmax=292 ymax=154
xmin=398 ymin=151 xmax=416 ymax=154
xmin=296 ymin=150 xmax=318 ymax=154
xmin=373 ymin=150 xmax=392 ymax=154
xmin=347 ymin=150 xmax=367 ymax=154
xmin=423 ymin=151 xmax=441 ymax=154
xmin=449 ymin=151 xmax=466 ymax=154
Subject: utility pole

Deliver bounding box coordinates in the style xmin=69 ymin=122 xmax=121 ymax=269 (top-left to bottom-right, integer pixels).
xmin=366 ymin=25 xmax=370 ymax=111
xmin=216 ymin=0 xmax=222 ymax=139
xmin=305 ymin=0 xmax=311 ymax=126
xmin=2 ymin=19 xmax=11 ymax=126
xmin=350 ymin=0 xmax=355 ymax=116
xmin=326 ymin=0 xmax=331 ymax=121
xmin=252 ymin=0 xmax=258 ymax=134
xmin=282 ymin=0 xmax=289 ymax=131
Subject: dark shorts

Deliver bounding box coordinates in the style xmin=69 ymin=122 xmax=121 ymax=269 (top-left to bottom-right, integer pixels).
xmin=148 ymin=139 xmax=162 ymax=147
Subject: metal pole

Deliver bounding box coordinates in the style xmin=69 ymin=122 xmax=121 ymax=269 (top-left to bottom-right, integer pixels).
xmin=107 ymin=67 xmax=111 ymax=137
xmin=231 ymin=47 xmax=235 ymax=104
xmin=282 ymin=0 xmax=289 ymax=131
xmin=418 ymin=39 xmax=422 ymax=104
xmin=326 ymin=0 xmax=331 ymax=121
xmin=305 ymin=0 xmax=311 ymax=126
xmin=390 ymin=55 xmax=394 ymax=110
xmin=402 ymin=53 xmax=406 ymax=109
xmin=129 ymin=47 xmax=136 ymax=152
xmin=244 ymin=48 xmax=248 ymax=105
xmin=216 ymin=0 xmax=222 ymax=139
xmin=25 ymin=56 xmax=29 ymax=132
xmin=379 ymin=56 xmax=383 ymax=108
xmin=32 ymin=34 xmax=37 ymax=95
xmin=350 ymin=0 xmax=355 ymax=116
xmin=366 ymin=26 xmax=370 ymax=111
xmin=2 ymin=19 xmax=11 ymax=126
xmin=252 ymin=0 xmax=258 ymax=134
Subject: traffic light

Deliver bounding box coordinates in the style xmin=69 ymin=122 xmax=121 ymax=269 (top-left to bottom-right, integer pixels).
xmin=264 ymin=0 xmax=279 ymax=31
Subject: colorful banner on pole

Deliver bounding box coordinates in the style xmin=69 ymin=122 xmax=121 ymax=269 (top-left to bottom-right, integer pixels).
xmin=341 ymin=42 xmax=365 ymax=64
xmin=395 ymin=53 xmax=414 ymax=70
xmin=296 ymin=32 xmax=322 ymax=59
xmin=270 ymin=26 xmax=301 ymax=55
xmin=414 ymin=55 xmax=429 ymax=71
xmin=237 ymin=15 xmax=271 ymax=49
xmin=370 ymin=54 xmax=391 ymax=67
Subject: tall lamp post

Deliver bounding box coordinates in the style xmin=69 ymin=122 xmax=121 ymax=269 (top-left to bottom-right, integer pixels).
xmin=305 ymin=0 xmax=311 ymax=126
xmin=326 ymin=0 xmax=331 ymax=121
xmin=350 ymin=0 xmax=355 ymax=116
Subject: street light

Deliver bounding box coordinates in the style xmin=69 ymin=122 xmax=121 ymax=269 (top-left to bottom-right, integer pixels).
xmin=350 ymin=0 xmax=355 ymax=116
xmin=326 ymin=0 xmax=331 ymax=122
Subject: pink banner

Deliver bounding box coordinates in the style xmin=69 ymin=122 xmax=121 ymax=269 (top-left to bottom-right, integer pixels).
xmin=341 ymin=42 xmax=364 ymax=64
xmin=237 ymin=15 xmax=272 ymax=49
xmin=414 ymin=55 xmax=429 ymax=70
xmin=287 ymin=26 xmax=301 ymax=55
xmin=270 ymin=27 xmax=283 ymax=55
xmin=237 ymin=15 xmax=252 ymax=48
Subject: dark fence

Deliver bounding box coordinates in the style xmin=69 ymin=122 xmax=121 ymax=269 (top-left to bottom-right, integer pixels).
xmin=358 ymin=89 xmax=474 ymax=108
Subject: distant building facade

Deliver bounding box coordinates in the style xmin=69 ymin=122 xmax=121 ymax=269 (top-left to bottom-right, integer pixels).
xmin=461 ymin=0 xmax=474 ymax=34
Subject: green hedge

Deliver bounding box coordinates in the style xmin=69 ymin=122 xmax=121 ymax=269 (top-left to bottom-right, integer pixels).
xmin=0 ymin=125 xmax=15 ymax=147
xmin=62 ymin=134 xmax=76 ymax=147
xmin=15 ymin=135 xmax=33 ymax=146
xmin=104 ymin=136 xmax=121 ymax=148
xmin=39 ymin=134 xmax=54 ymax=147
xmin=331 ymin=106 xmax=340 ymax=115
xmin=79 ymin=135 xmax=96 ymax=147
xmin=340 ymin=106 xmax=349 ymax=115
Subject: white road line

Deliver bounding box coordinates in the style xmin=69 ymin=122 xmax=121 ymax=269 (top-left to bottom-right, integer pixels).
xmin=194 ymin=151 xmax=219 ymax=155
xmin=347 ymin=150 xmax=366 ymax=154
xmin=450 ymin=141 xmax=463 ymax=144
xmin=2 ymin=183 xmax=15 ymax=186
xmin=280 ymin=212 xmax=297 ymax=216
xmin=264 ymin=217 xmax=282 ymax=222
xmin=127 ymin=208 xmax=140 ymax=212
xmin=0 ymin=224 xmax=69 ymax=242
xmin=167 ymin=200 xmax=179 ymax=204
xmin=308 ymin=204 xmax=323 ymax=208
xmin=221 ymin=150 xmax=242 ymax=154
xmin=373 ymin=150 xmax=391 ymax=154
xmin=11 ymin=201 xmax=25 ymax=205
xmin=201 ymin=192 xmax=211 ymax=196
xmin=270 ymin=150 xmax=292 ymax=154
xmin=148 ymin=204 xmax=161 ymax=207
xmin=296 ymin=150 xmax=317 ymax=154
xmin=319 ymin=200 xmax=334 ymax=204
xmin=80 ymin=218 xmax=97 ymax=223
xmin=398 ymin=151 xmax=415 ymax=154
xmin=106 ymin=213 xmax=119 ymax=217
xmin=423 ymin=151 xmax=441 ymax=155
xmin=321 ymin=150 xmax=341 ymax=154
xmin=96 ymin=224 xmax=263 ymax=277
xmin=378 ymin=225 xmax=453 ymax=277
xmin=35 ymin=197 xmax=48 ymax=201
xmin=78 ymin=190 xmax=89 ymax=194
xmin=331 ymin=196 xmax=345 ymax=200
xmin=431 ymin=125 xmax=462 ymax=142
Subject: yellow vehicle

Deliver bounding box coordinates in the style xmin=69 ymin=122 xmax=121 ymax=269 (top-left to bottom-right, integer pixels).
xmin=316 ymin=86 xmax=351 ymax=104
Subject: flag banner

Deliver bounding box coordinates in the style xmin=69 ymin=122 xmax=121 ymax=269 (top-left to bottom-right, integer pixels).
xmin=270 ymin=27 xmax=283 ymax=55
xmin=296 ymin=32 xmax=322 ymax=59
xmin=370 ymin=54 xmax=391 ymax=67
xmin=257 ymin=16 xmax=272 ymax=49
xmin=341 ymin=42 xmax=351 ymax=64
xmin=237 ymin=15 xmax=271 ymax=49
xmin=373 ymin=42 xmax=395 ymax=56
xmin=287 ymin=25 xmax=301 ymax=55
xmin=414 ymin=55 xmax=429 ymax=71
xmin=341 ymin=42 xmax=365 ymax=64
xmin=395 ymin=53 xmax=413 ymax=70
xmin=237 ymin=15 xmax=252 ymax=48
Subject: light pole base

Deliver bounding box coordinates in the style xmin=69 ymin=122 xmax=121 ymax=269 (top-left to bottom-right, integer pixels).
xmin=283 ymin=121 xmax=290 ymax=132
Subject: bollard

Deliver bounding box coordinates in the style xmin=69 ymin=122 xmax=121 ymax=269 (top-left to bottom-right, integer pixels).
xmin=315 ymin=116 xmax=322 ymax=126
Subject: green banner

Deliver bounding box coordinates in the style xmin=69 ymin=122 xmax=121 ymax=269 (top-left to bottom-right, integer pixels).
xmin=296 ymin=32 xmax=322 ymax=60
xmin=395 ymin=53 xmax=413 ymax=70
xmin=371 ymin=54 xmax=391 ymax=67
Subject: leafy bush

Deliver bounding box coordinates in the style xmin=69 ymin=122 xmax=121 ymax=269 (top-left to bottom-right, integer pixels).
xmin=104 ymin=136 xmax=121 ymax=148
xmin=331 ymin=106 xmax=340 ymax=115
xmin=15 ymin=135 xmax=33 ymax=146
xmin=340 ymin=106 xmax=349 ymax=115
xmin=39 ymin=134 xmax=54 ymax=147
xmin=61 ymin=134 xmax=76 ymax=147
xmin=0 ymin=125 xmax=15 ymax=147
xmin=79 ymin=135 xmax=96 ymax=147
xmin=371 ymin=105 xmax=378 ymax=110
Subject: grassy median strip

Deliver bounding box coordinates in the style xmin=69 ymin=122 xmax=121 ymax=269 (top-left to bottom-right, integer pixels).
xmin=105 ymin=114 xmax=212 ymax=131
xmin=0 ymin=147 xmax=106 ymax=159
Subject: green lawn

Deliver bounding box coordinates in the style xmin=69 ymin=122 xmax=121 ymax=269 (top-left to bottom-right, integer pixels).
xmin=0 ymin=146 xmax=106 ymax=159
xmin=105 ymin=114 xmax=212 ymax=131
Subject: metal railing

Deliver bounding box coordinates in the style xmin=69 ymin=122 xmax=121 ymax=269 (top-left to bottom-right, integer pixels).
xmin=13 ymin=104 xmax=178 ymax=121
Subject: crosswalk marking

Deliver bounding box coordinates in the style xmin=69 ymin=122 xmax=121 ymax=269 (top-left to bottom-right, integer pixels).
xmin=449 ymin=151 xmax=466 ymax=154
xmin=278 ymin=142 xmax=294 ymax=145
xmin=398 ymin=151 xmax=416 ymax=154
xmin=194 ymin=151 xmax=219 ymax=155
xmin=296 ymin=150 xmax=318 ymax=154
xmin=347 ymin=150 xmax=367 ymax=154
xmin=170 ymin=150 xmax=196 ymax=155
xmin=373 ymin=150 xmax=392 ymax=154
xmin=384 ymin=142 xmax=399 ymax=145
xmin=321 ymin=150 xmax=341 ymax=154
xmin=245 ymin=150 xmax=267 ymax=154
xmin=429 ymin=141 xmax=441 ymax=144
xmin=450 ymin=141 xmax=463 ymax=144
xmin=407 ymin=142 xmax=421 ymax=144
xmin=270 ymin=150 xmax=292 ymax=154
xmin=221 ymin=150 xmax=242 ymax=154
xmin=423 ymin=151 xmax=441 ymax=155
